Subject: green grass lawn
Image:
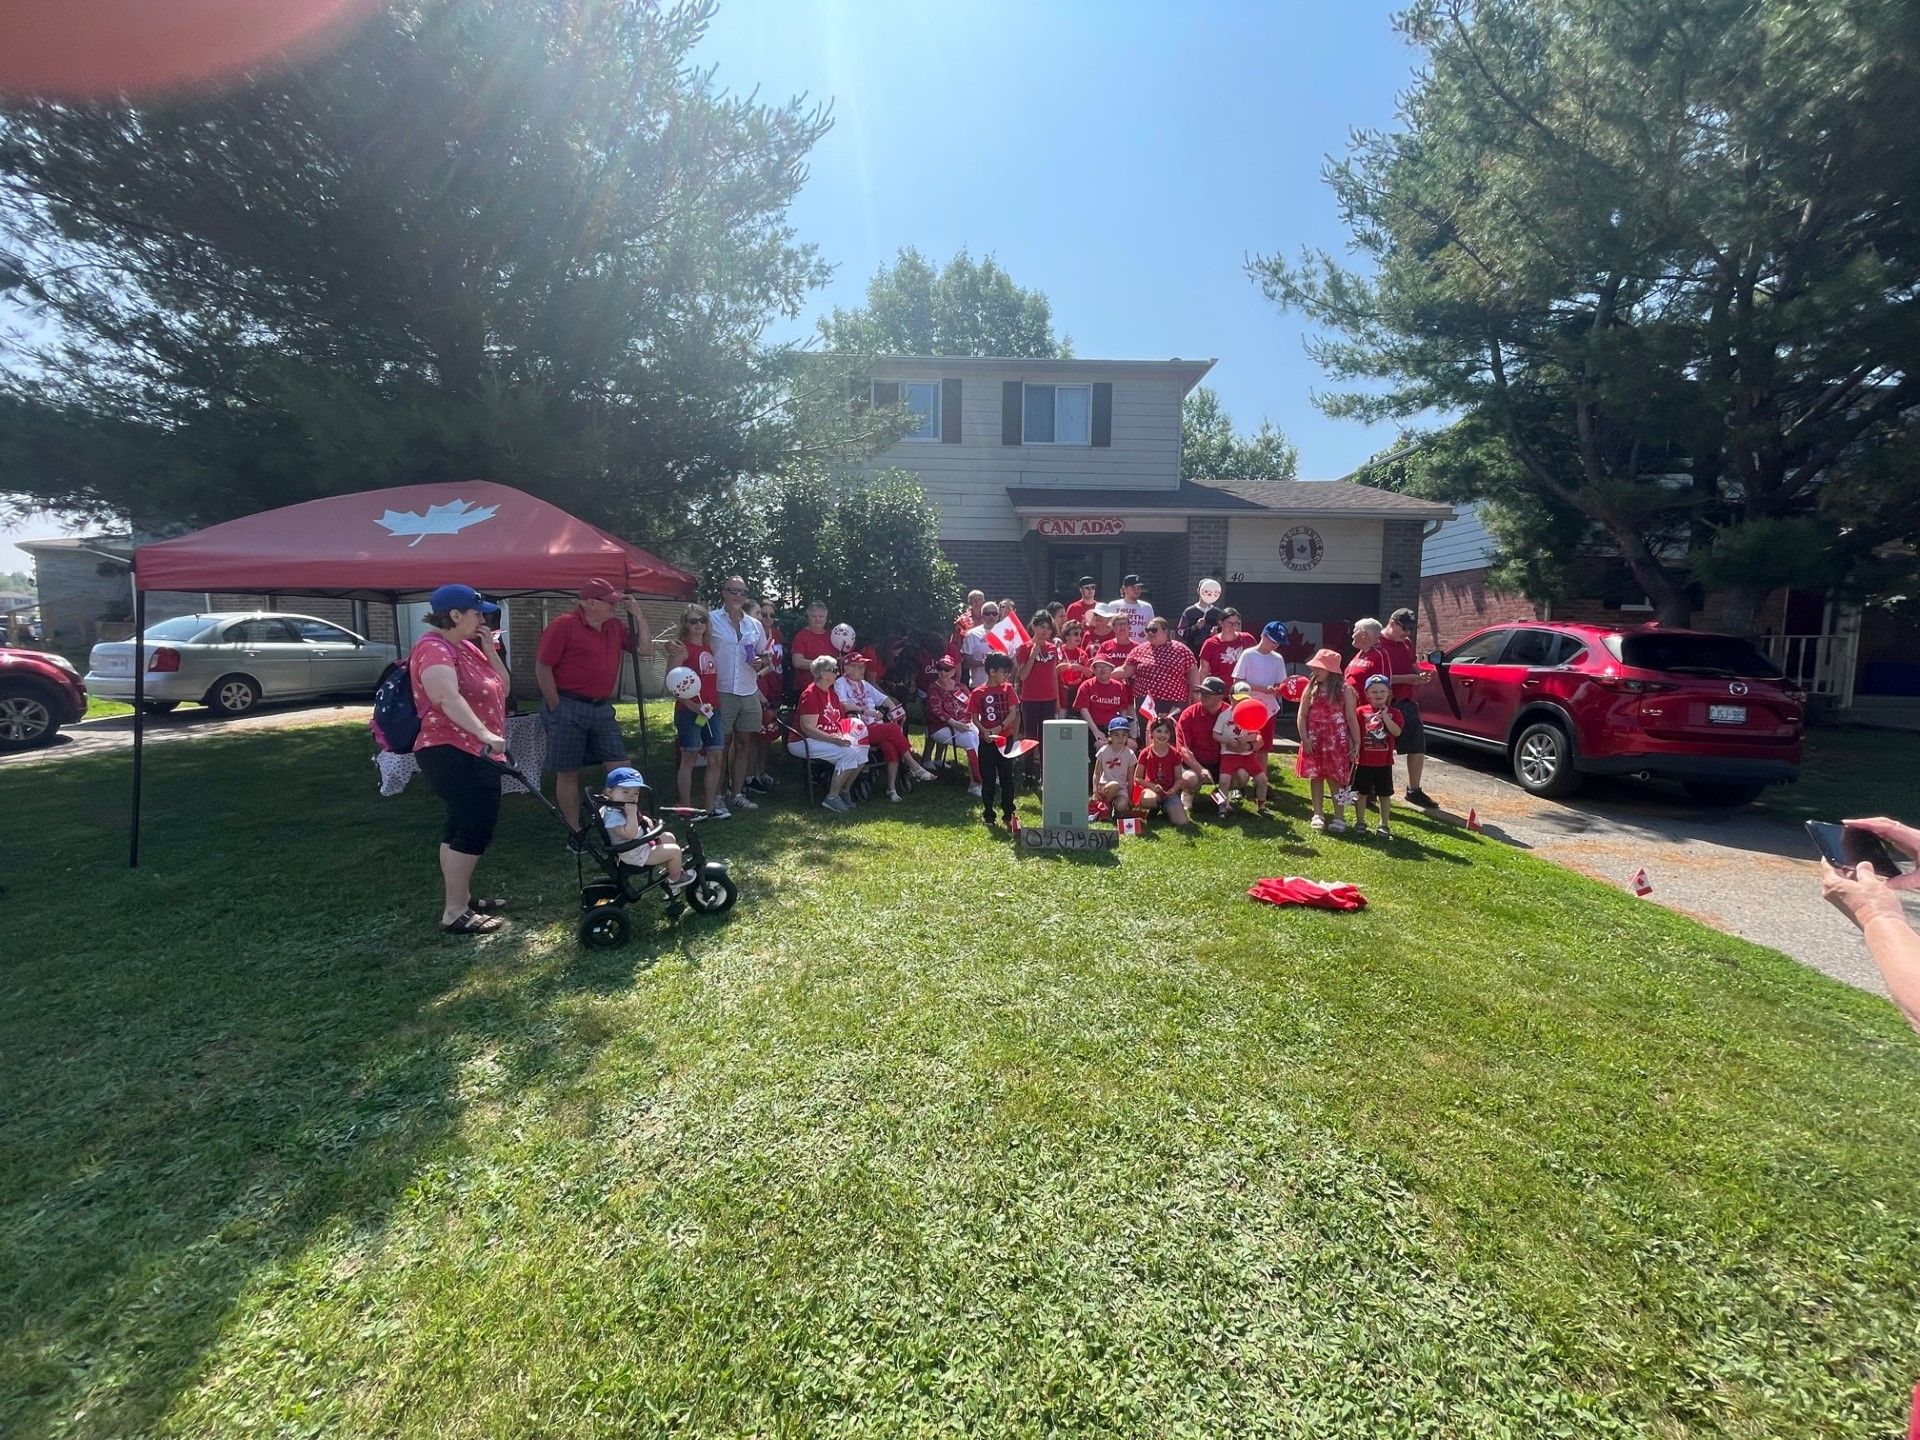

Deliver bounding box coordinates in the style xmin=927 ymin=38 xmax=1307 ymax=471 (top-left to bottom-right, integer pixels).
xmin=1758 ymin=725 xmax=1920 ymax=828
xmin=83 ymin=695 xmax=133 ymax=720
xmin=4 ymin=719 xmax=1918 ymax=1438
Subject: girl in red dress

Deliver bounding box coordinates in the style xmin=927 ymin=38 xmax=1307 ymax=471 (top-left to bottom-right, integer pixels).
xmin=1294 ymin=647 xmax=1359 ymax=833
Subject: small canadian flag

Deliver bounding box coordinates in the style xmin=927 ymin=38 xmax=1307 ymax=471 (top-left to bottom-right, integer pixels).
xmin=984 ymin=609 xmax=1032 ymax=655
xmin=1007 ymin=812 xmax=1021 ymax=834
xmin=1466 ymin=807 xmax=1481 ymax=832
xmin=1629 ymin=867 xmax=1653 ymax=896
xmin=1138 ymin=694 xmax=1157 ymax=723
xmin=1117 ymin=816 xmax=1143 ymax=836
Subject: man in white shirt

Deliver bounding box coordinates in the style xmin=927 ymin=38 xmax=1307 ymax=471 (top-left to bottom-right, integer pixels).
xmin=1111 ymin=573 xmax=1154 ymax=645
xmin=961 ymin=601 xmax=1001 ymax=688
xmin=705 ymin=576 xmax=768 ymax=815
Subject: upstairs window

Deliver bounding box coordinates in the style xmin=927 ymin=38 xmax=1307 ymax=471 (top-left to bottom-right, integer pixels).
xmin=873 ymin=380 xmax=941 ymax=441
xmin=1023 ymin=383 xmax=1092 ymax=445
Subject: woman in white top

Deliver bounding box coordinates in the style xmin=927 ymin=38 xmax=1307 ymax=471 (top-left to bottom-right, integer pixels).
xmin=832 ymin=652 xmax=935 ymax=802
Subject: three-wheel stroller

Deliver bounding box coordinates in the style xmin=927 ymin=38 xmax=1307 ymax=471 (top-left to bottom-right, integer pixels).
xmin=493 ymin=752 xmax=738 ymax=948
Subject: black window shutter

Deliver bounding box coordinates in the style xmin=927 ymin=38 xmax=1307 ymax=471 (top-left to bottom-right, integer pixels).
xmin=872 ymin=380 xmax=900 ymax=408
xmin=941 ymin=378 xmax=962 ymax=443
xmin=1092 ymin=382 xmax=1113 ymax=447
xmin=1001 ymin=380 xmax=1023 ymax=445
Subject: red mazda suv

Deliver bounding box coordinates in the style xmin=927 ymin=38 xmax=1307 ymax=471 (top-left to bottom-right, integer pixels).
xmin=1418 ymin=622 xmax=1803 ymax=805
xmin=0 ymin=645 xmax=89 ymax=751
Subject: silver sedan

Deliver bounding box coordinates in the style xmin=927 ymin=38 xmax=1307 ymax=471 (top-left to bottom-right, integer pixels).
xmin=86 ymin=612 xmax=399 ymax=716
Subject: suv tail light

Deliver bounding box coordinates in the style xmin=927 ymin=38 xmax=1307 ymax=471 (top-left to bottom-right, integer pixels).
xmin=1594 ymin=669 xmax=1675 ymax=694
xmin=147 ymin=647 xmax=181 ymax=673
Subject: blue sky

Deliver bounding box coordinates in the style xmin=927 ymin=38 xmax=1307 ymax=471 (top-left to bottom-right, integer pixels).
xmin=4 ymin=0 xmax=1419 ymax=569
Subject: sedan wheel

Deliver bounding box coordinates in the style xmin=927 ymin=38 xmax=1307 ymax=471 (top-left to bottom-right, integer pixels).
xmin=0 ymin=688 xmax=55 ymax=748
xmin=209 ymin=674 xmax=261 ymax=716
xmin=1511 ymin=720 xmax=1581 ymax=798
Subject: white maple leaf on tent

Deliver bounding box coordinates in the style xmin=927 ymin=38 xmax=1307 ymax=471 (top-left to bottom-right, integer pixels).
xmin=374 ymin=499 xmax=500 ymax=546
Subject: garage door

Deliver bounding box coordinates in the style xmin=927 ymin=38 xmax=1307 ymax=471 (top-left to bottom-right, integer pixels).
xmin=1216 ymin=582 xmax=1381 ymax=666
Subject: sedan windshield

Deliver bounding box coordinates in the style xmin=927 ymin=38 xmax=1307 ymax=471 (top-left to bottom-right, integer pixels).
xmin=1605 ymin=632 xmax=1783 ymax=679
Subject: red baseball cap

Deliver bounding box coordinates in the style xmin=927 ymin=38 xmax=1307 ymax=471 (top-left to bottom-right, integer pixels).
xmin=578 ymin=578 xmax=622 ymax=602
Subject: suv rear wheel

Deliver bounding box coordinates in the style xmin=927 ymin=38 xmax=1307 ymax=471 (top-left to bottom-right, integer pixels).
xmin=0 ymin=681 xmax=59 ymax=749
xmin=1682 ymin=780 xmax=1765 ymax=808
xmin=1511 ymin=719 xmax=1581 ymax=799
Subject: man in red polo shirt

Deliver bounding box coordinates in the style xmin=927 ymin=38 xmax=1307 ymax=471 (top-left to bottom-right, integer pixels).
xmin=537 ymin=578 xmax=654 ymax=833
xmin=1176 ymin=677 xmax=1228 ymax=788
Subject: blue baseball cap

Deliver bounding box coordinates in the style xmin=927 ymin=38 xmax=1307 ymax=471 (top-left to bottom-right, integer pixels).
xmin=1107 ymin=714 xmax=1134 ymax=732
xmin=604 ymin=766 xmax=646 ymax=789
xmin=428 ymin=582 xmax=486 ymax=614
xmin=1262 ymin=620 xmax=1289 ymax=645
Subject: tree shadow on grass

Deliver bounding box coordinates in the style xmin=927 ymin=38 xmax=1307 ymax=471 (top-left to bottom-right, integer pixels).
xmin=0 ymin=727 xmax=663 ymax=1437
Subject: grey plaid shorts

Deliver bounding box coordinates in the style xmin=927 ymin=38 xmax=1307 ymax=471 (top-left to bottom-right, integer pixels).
xmin=545 ymin=696 xmax=627 ymax=772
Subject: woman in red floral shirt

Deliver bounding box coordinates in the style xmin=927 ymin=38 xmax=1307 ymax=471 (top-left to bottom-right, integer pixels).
xmin=1122 ymin=617 xmax=1199 ymax=726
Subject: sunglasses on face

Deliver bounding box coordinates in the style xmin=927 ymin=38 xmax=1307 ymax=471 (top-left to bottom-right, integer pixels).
xmin=724 ymin=586 xmax=746 ymax=596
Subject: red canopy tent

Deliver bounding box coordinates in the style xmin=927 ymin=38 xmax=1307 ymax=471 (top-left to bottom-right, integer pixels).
xmin=126 ymin=481 xmax=697 ymax=866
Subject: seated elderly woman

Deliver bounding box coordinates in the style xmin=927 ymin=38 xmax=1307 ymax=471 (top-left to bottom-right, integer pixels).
xmin=792 ymin=653 xmax=870 ymax=813
xmin=833 ymin=651 xmax=935 ymax=802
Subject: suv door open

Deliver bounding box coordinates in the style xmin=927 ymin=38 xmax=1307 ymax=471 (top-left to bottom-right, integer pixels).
xmin=1425 ymin=627 xmax=1514 ymax=739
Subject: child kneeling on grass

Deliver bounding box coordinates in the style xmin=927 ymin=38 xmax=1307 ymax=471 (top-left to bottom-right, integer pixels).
xmin=600 ymin=766 xmax=693 ymax=896
xmin=1135 ymin=717 xmax=1200 ymax=829
xmin=1093 ymin=714 xmax=1138 ymax=819
xmin=1354 ymin=674 xmax=1403 ymax=838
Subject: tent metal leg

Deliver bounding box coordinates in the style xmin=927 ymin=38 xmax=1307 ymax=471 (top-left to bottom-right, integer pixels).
xmin=130 ymin=590 xmax=146 ymax=868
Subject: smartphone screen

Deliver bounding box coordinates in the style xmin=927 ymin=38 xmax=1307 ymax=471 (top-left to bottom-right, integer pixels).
xmin=1805 ymin=821 xmax=1906 ymax=875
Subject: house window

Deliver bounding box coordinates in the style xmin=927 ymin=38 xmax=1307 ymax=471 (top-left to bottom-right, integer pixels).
xmin=1023 ymin=383 xmax=1092 ymax=445
xmin=876 ymin=380 xmax=941 ymax=441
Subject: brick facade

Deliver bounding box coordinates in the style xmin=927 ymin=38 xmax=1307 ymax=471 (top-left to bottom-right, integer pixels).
xmin=1125 ymin=533 xmax=1187 ymax=616
xmin=1380 ymin=520 xmax=1425 ymax=621
xmin=1418 ymin=568 xmax=1546 ymax=652
xmin=938 ymin=540 xmax=1032 ymax=618
xmin=1184 ymin=516 xmax=1228 ymax=598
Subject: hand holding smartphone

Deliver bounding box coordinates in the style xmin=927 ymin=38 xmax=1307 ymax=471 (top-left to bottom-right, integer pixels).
xmin=1805 ymin=820 xmax=1908 ymax=878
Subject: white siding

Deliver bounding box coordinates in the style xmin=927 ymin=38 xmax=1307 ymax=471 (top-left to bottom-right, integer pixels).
xmin=1224 ymin=517 xmax=1384 ymax=585
xmin=862 ymin=366 xmax=1186 ymax=543
xmin=1422 ymin=505 xmax=1496 ymax=577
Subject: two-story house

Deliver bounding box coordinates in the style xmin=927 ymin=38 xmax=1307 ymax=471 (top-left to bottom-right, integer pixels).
xmin=855 ymin=355 xmax=1453 ymax=654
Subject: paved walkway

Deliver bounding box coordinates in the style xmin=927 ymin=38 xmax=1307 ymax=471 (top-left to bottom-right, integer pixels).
xmin=1405 ymin=744 xmax=1914 ymax=998
xmin=1 ymin=701 xmax=376 ymax=767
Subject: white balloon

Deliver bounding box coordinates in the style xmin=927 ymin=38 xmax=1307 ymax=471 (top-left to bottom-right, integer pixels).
xmin=830 ymin=623 xmax=856 ymax=652
xmin=665 ymin=665 xmax=702 ymax=701
xmin=1197 ymin=579 xmax=1223 ymax=604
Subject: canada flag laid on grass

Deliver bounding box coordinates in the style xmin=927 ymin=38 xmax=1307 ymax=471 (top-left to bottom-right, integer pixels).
xmin=983 ymin=609 xmax=1032 ymax=655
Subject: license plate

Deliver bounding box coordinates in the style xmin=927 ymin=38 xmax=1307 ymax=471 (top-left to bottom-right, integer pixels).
xmin=96 ymin=655 xmax=130 ymax=675
xmin=1708 ymin=704 xmax=1746 ymax=725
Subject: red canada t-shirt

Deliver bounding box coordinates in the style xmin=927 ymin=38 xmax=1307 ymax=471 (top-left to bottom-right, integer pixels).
xmin=790 ymin=627 xmax=836 ymax=683
xmin=1377 ymin=635 xmax=1418 ymax=702
xmin=970 ymin=682 xmax=1018 ymax=738
xmin=795 ymin=682 xmax=848 ymax=737
xmin=1073 ymin=675 xmax=1131 ymax=733
xmin=409 ymin=631 xmax=506 ymax=756
xmin=1136 ymin=744 xmax=1190 ymax=792
xmin=1176 ymin=701 xmax=1224 ymax=765
xmin=1015 ymin=639 xmax=1061 ymax=703
xmin=1199 ymin=632 xmax=1250 ymax=687
xmin=1356 ymin=702 xmax=1396 ymax=766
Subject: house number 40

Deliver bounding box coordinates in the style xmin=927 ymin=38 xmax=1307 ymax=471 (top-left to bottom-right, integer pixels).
xmin=1228 ymin=572 xmax=1246 ymax=582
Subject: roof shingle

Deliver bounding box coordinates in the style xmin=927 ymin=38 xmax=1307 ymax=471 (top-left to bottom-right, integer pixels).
xmin=1005 ymin=480 xmax=1453 ymax=519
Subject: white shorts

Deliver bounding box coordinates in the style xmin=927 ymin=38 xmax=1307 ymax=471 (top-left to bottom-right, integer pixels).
xmin=792 ymin=738 xmax=869 ymax=771
xmin=930 ymin=726 xmax=980 ymax=751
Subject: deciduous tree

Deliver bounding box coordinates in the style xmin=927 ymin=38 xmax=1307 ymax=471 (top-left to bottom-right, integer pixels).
xmin=1181 ymin=386 xmax=1299 ymax=482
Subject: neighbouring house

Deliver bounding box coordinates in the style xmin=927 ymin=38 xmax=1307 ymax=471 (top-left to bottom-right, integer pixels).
xmin=1420 ymin=503 xmax=1920 ymax=720
xmin=853 ymin=355 xmax=1454 ymax=652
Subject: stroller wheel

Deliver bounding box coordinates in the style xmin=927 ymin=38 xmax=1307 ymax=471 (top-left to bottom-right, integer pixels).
xmin=686 ymin=870 xmax=738 ymax=914
xmin=579 ymin=905 xmax=632 ymax=949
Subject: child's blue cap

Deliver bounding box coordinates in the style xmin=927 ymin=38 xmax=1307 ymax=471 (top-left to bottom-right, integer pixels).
xmin=604 ymin=766 xmax=645 ymax=789
xmin=1107 ymin=715 xmax=1134 ymax=732
xmin=1262 ymin=620 xmax=1289 ymax=645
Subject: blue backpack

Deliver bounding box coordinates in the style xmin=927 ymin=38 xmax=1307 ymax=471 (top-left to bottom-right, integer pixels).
xmin=370 ymin=663 xmax=422 ymax=753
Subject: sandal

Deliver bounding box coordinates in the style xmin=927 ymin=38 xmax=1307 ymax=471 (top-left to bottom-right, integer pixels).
xmin=442 ymin=909 xmax=505 ymax=935
xmin=469 ymin=896 xmax=508 ymax=914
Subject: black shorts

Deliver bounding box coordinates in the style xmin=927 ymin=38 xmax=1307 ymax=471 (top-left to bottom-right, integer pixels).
xmin=415 ymin=744 xmax=503 ymax=856
xmin=1394 ymin=699 xmax=1425 ymax=756
xmin=1353 ymin=762 xmax=1395 ymax=797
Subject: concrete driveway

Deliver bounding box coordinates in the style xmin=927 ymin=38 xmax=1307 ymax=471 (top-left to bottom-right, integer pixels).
xmin=1405 ymin=741 xmax=1916 ymax=999
xmin=0 ymin=700 xmax=376 ymax=767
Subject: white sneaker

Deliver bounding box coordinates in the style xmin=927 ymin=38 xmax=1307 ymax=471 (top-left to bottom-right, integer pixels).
xmin=709 ymin=798 xmax=731 ymax=819
xmin=728 ymin=791 xmax=758 ymax=811
xmin=1310 ymin=813 xmax=1326 ymax=831
xmin=966 ymin=784 xmax=982 ymax=798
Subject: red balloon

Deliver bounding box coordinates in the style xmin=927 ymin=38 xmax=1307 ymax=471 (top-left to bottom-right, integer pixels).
xmin=1231 ymin=698 xmax=1269 ymax=731
xmin=1280 ymin=675 xmax=1311 ymax=703
xmin=0 ymin=0 xmax=380 ymax=100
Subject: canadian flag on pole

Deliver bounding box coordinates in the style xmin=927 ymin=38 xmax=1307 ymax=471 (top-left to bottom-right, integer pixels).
xmin=1138 ymin=694 xmax=1157 ymax=724
xmin=984 ymin=609 xmax=1032 ymax=655
xmin=1629 ymin=867 xmax=1653 ymax=896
